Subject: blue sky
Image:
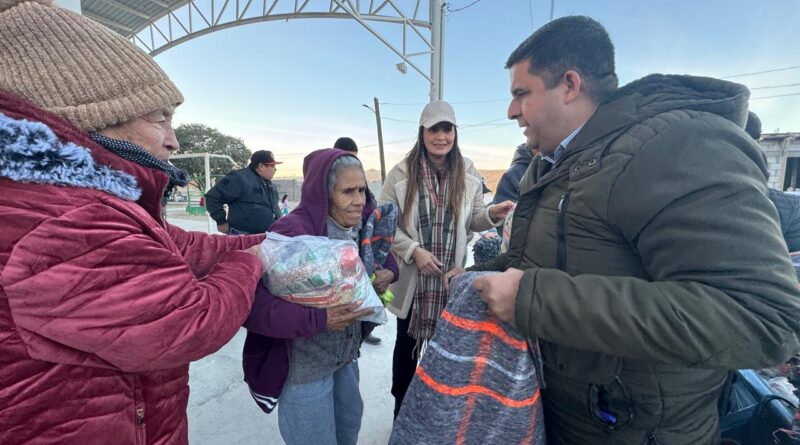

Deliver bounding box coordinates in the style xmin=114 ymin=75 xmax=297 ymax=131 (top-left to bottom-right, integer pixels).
xmin=153 ymin=0 xmax=800 ymax=177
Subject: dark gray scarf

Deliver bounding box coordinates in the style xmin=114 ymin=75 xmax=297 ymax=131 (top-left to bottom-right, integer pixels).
xmin=88 ymin=132 xmax=189 ymax=195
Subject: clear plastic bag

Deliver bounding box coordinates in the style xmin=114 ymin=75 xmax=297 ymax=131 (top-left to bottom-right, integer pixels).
xmin=501 ymin=205 xmax=516 ymax=253
xmin=258 ymin=232 xmax=387 ymax=324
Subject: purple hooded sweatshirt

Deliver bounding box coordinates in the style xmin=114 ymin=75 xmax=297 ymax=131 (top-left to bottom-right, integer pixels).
xmin=242 ymin=148 xmax=399 ymax=414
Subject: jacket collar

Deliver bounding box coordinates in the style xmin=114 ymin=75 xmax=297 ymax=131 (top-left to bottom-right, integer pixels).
xmin=0 ymin=90 xmax=169 ymax=224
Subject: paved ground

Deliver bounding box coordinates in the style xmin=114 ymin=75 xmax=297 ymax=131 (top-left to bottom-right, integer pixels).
xmin=167 ymin=203 xmax=482 ymax=445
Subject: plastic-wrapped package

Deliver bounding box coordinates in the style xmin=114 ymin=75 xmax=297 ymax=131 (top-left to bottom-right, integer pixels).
xmin=501 ymin=205 xmax=516 ymax=254
xmin=258 ymin=232 xmax=387 ymax=324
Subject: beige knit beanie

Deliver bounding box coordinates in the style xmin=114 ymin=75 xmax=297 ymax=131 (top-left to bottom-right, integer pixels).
xmin=0 ymin=0 xmax=184 ymax=131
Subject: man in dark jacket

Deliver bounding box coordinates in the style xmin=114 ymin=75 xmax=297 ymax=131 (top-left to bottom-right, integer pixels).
xmin=206 ymin=150 xmax=283 ymax=234
xmin=746 ymin=112 xmax=800 ymax=252
xmin=493 ymin=143 xmax=535 ymax=205
xmin=467 ymin=16 xmax=800 ymax=444
xmin=769 ymin=189 xmax=800 ymax=252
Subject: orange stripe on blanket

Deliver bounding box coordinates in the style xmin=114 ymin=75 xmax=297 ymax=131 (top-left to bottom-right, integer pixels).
xmin=521 ymin=399 xmax=541 ymax=445
xmin=360 ymin=235 xmax=395 ymax=245
xmin=456 ymin=334 xmax=494 ymax=445
xmin=416 ymin=365 xmax=541 ymax=409
xmin=440 ymin=310 xmax=527 ymax=350
xmin=371 ymin=235 xmax=394 ymax=242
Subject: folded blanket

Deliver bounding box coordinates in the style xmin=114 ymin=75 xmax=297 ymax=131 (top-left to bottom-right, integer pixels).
xmin=359 ymin=202 xmax=398 ymax=276
xmin=390 ymin=272 xmax=546 ymax=445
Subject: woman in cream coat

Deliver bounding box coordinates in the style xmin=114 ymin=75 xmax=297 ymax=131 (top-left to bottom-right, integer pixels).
xmin=379 ymin=100 xmax=513 ymax=416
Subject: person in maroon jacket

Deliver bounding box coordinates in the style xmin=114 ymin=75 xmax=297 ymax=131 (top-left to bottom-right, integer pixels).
xmin=242 ymin=149 xmax=399 ymax=445
xmin=0 ymin=2 xmax=264 ymax=444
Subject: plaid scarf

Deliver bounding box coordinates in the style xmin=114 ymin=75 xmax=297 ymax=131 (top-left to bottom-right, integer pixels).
xmin=409 ymin=156 xmax=457 ymax=343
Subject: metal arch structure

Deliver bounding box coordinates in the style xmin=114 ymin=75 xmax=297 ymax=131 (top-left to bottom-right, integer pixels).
xmin=81 ymin=0 xmax=446 ymax=101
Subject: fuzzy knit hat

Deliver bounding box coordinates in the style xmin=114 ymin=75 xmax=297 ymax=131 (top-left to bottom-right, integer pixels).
xmin=0 ymin=0 xmax=183 ymax=131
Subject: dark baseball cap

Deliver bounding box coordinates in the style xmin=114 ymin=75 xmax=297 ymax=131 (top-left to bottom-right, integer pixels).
xmin=250 ymin=150 xmax=282 ymax=165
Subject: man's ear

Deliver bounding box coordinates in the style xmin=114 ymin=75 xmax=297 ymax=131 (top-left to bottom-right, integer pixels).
xmin=562 ymin=70 xmax=583 ymax=103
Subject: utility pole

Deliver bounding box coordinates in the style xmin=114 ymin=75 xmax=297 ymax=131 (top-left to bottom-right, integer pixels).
xmin=430 ymin=0 xmax=445 ymax=101
xmin=374 ymin=97 xmax=387 ymax=182
xmin=363 ymin=98 xmax=387 ymax=182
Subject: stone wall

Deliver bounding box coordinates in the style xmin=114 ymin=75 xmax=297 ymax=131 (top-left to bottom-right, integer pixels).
xmin=759 ymin=133 xmax=800 ymax=190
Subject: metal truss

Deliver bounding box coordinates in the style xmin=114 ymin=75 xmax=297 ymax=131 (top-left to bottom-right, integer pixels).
xmin=109 ymin=0 xmax=445 ymax=100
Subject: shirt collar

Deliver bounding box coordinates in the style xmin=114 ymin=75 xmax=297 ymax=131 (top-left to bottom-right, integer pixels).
xmin=542 ymin=124 xmax=584 ymax=165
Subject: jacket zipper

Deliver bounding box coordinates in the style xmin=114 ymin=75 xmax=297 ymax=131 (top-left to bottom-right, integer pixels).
xmin=136 ymin=406 xmax=145 ymax=427
xmin=134 ymin=375 xmax=145 ymax=445
xmin=556 ymin=192 xmax=571 ymax=271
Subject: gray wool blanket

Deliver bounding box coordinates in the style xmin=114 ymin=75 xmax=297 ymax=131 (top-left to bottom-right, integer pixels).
xmin=390 ymin=272 xmax=546 ymax=445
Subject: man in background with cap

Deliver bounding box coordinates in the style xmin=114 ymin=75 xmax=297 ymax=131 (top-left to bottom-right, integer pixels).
xmin=206 ymin=150 xmax=283 ymax=234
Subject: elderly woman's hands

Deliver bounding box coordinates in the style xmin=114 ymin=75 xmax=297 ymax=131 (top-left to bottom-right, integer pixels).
xmin=326 ymin=302 xmax=373 ymax=331
xmin=413 ymin=246 xmax=443 ymax=277
xmin=372 ymin=269 xmax=394 ymax=294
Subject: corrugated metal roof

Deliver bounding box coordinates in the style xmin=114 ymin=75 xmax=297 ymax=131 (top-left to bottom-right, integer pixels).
xmin=81 ymin=0 xmax=184 ymax=38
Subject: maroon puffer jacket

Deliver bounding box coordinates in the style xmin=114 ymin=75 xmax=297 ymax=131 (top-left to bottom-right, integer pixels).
xmin=0 ymin=91 xmax=264 ymax=445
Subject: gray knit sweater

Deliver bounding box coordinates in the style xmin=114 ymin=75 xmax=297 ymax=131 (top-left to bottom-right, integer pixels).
xmin=286 ymin=217 xmax=363 ymax=384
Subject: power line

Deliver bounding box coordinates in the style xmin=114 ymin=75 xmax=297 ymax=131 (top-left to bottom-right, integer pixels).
xmin=381 ymin=116 xmax=418 ymax=124
xmin=380 ymin=98 xmax=507 ymax=106
xmin=452 ymin=98 xmax=509 ymax=105
xmin=721 ymin=65 xmax=800 ymax=79
xmin=460 ymin=117 xmax=509 ymax=128
xmin=359 ymin=119 xmax=513 ymax=148
xmin=750 ymin=82 xmax=800 ymax=90
xmin=528 ymin=0 xmax=534 ymax=29
xmin=360 ymin=137 xmax=416 ymax=149
xmin=750 ymin=92 xmax=800 ymax=101
xmin=447 ymin=0 xmax=484 ymax=13
xmin=379 ymin=116 xmax=509 ymax=127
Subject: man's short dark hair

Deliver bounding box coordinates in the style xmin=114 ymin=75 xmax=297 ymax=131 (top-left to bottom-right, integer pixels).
xmin=505 ymin=16 xmax=618 ymax=103
xmin=334 ymin=137 xmax=358 ymax=153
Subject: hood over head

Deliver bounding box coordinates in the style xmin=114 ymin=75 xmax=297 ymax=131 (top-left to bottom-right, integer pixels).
xmin=511 ymin=143 xmax=534 ymax=166
xmin=271 ymin=148 xmax=366 ymax=237
xmin=568 ymin=74 xmax=751 ymax=158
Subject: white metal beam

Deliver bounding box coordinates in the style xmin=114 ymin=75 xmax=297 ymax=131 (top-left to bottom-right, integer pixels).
xmin=107 ymin=0 xmax=442 ymax=103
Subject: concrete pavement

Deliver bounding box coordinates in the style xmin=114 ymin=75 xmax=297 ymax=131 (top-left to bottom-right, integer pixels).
xmin=168 ymin=203 xmax=483 ymax=445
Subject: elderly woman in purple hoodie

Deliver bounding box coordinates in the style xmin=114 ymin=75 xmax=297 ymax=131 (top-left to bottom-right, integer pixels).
xmin=242 ymin=148 xmax=398 ymax=445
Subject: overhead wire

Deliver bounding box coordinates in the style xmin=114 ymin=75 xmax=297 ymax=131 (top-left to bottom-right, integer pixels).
xmin=750 ymin=92 xmax=800 ymax=101
xmin=446 ymin=0 xmax=484 ymax=13
xmin=750 ymin=82 xmax=800 ymax=90
xmin=528 ymin=0 xmax=535 ymax=29
xmin=721 ymin=65 xmax=800 ymax=79
xmin=380 ymin=97 xmax=508 ymax=106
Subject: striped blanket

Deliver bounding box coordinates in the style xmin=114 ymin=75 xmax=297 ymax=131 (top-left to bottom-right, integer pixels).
xmin=390 ymin=272 xmax=546 ymax=445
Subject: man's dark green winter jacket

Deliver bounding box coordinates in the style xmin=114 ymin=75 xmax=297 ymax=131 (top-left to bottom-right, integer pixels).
xmin=472 ymin=74 xmax=800 ymax=444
